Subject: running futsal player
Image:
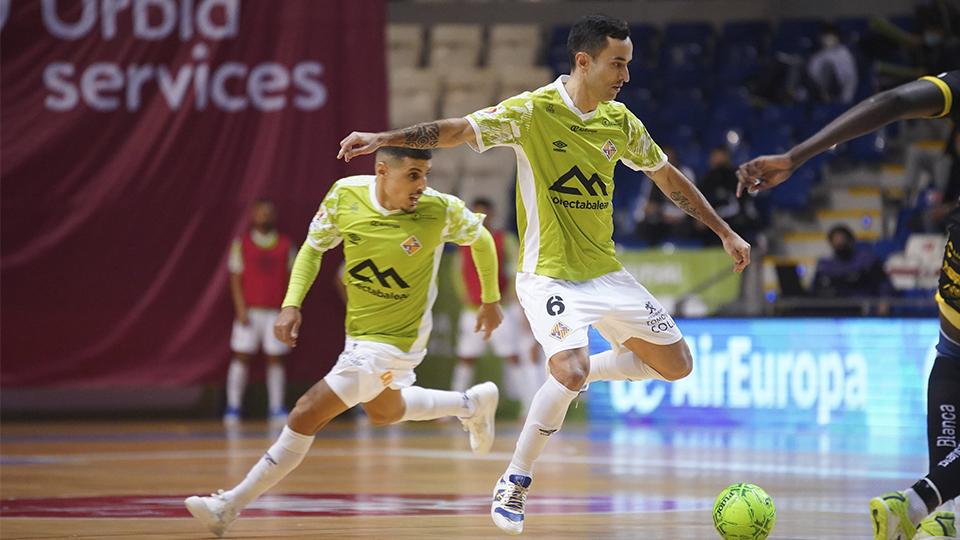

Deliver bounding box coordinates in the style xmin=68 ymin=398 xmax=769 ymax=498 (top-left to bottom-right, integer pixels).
xmin=338 ymin=15 xmax=751 ymax=535
xmin=184 ymin=147 xmax=503 ymax=537
xmin=736 ymin=71 xmax=960 ymax=540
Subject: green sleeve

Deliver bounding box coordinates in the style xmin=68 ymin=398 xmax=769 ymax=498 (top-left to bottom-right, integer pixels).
xmin=469 ymin=228 xmax=501 ymax=304
xmin=449 ymin=249 xmax=469 ymax=304
xmin=281 ymin=242 xmax=323 ymax=308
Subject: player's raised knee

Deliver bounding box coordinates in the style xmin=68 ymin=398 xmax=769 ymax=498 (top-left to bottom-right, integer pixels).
xmin=548 ymin=355 xmax=589 ymax=390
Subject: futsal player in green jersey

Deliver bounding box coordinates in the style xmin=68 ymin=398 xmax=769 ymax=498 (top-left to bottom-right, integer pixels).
xmin=339 ymin=15 xmax=751 ymax=535
xmin=185 ymin=147 xmax=504 ymax=537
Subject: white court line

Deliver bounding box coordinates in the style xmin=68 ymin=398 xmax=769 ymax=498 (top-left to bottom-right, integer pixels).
xmin=3 ymin=446 xmax=921 ymax=481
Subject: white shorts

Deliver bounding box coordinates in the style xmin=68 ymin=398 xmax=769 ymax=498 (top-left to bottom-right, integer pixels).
xmin=515 ymin=269 xmax=683 ymax=360
xmin=324 ymin=338 xmax=426 ymax=408
xmin=230 ymin=308 xmax=291 ymax=356
xmin=456 ymin=303 xmax=521 ymax=358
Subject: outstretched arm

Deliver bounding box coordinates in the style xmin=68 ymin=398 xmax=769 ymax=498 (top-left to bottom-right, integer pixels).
xmin=736 ymin=78 xmax=949 ymax=196
xmin=647 ymin=163 xmax=751 ymax=272
xmin=468 ymin=228 xmax=503 ymax=339
xmin=338 ymin=118 xmax=476 ymax=162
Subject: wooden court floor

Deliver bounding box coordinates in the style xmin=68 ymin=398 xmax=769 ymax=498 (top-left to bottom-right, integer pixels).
xmin=0 ymin=418 xmax=931 ymax=539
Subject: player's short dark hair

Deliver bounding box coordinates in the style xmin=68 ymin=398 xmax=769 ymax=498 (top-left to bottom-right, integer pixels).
xmin=567 ymin=14 xmax=630 ymax=68
xmin=378 ymin=146 xmax=432 ymax=162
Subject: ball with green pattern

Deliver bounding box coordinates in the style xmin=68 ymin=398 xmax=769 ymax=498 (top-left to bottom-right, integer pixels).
xmin=712 ymin=483 xmax=776 ymax=540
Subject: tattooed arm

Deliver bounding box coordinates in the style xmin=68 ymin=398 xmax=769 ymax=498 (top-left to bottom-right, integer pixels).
xmin=647 ymin=163 xmax=752 ymax=272
xmin=338 ymin=118 xmax=475 ymax=162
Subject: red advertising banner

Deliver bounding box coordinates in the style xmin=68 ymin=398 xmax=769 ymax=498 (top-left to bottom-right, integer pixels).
xmin=1 ymin=0 xmax=386 ymax=387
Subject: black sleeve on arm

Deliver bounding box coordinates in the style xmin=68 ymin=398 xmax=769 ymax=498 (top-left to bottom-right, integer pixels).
xmin=919 ymin=70 xmax=958 ymax=121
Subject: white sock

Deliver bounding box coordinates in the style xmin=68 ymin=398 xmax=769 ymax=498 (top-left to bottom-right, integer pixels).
xmin=506 ymin=375 xmax=578 ymax=477
xmin=451 ymin=362 xmax=474 ymax=393
xmin=266 ymin=362 xmax=286 ymax=412
xmin=399 ymin=386 xmax=475 ymax=422
xmin=225 ymin=426 xmax=314 ymax=509
xmin=586 ymin=350 xmax=667 ymax=384
xmin=226 ymin=360 xmax=249 ymax=410
xmin=905 ymin=488 xmax=931 ymax=525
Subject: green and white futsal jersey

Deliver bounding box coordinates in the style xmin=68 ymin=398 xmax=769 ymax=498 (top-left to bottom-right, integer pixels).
xmin=466 ymin=75 xmax=668 ymax=282
xmin=308 ymin=175 xmax=485 ymax=352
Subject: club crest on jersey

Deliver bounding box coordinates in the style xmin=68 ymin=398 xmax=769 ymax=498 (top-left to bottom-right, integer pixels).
xmin=401 ymin=235 xmax=421 ymax=255
xmin=549 ymin=321 xmax=571 ymax=341
xmin=601 ymin=140 xmax=617 ymax=161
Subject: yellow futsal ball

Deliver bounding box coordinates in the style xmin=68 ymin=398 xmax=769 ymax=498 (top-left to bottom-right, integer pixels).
xmin=712 ymin=483 xmax=777 ymax=540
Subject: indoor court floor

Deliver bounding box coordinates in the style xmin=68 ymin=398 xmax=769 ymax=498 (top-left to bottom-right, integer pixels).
xmin=0 ymin=419 xmax=933 ymax=539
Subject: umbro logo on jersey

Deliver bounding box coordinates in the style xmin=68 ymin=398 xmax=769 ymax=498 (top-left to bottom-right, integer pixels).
xmin=347 ymin=233 xmax=362 ymax=244
xmin=401 ymin=235 xmax=421 ymax=255
xmin=348 ymin=259 xmax=410 ymax=289
xmin=549 ymin=165 xmax=609 ymax=197
xmin=552 ymin=140 xmax=567 ymax=152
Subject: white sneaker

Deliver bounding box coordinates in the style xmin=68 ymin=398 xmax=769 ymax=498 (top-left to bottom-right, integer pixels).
xmin=491 ymin=473 xmax=532 ymax=535
xmin=460 ymin=382 xmax=498 ymax=454
xmin=184 ymin=489 xmax=239 ymax=537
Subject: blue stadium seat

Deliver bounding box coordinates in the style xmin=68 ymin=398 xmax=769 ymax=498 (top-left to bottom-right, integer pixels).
xmin=714 ymin=44 xmax=761 ymax=86
xmin=749 ymin=126 xmax=793 ymax=155
xmin=624 ymin=66 xmax=659 ymax=92
xmin=749 ymin=104 xmax=806 ymax=132
xmin=658 ymin=124 xmax=699 ymax=149
xmin=769 ymin=164 xmax=818 ymax=209
xmin=844 ymin=131 xmax=888 ymax=163
xmin=663 ymin=22 xmax=714 ymax=47
xmin=720 ymin=19 xmax=771 ymax=49
xmin=659 ymin=97 xmax=708 ymax=129
xmin=704 ymin=124 xmax=747 ymax=149
xmin=662 ymin=64 xmax=711 ymax=90
xmin=835 ymin=17 xmax=870 ymax=44
xmin=629 ymin=24 xmax=660 ymax=66
xmin=546 ymin=25 xmax=571 ymax=75
xmin=772 ymin=18 xmax=823 ymax=55
xmin=710 ymin=89 xmax=753 ymax=126
xmin=659 ymin=42 xmax=710 ymax=67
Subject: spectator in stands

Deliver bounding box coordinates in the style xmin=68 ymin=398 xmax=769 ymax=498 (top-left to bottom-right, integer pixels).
xmin=812 ymin=225 xmax=893 ymax=299
xmin=807 ymin=23 xmax=859 ymax=104
xmin=871 ymin=1 xmax=960 ymax=83
xmin=633 ymin=146 xmax=697 ymax=244
xmin=695 ymin=147 xmax=762 ymax=245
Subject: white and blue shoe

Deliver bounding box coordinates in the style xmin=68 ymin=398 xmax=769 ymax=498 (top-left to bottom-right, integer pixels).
xmin=222 ymin=406 xmax=241 ymax=426
xmin=491 ymin=473 xmax=532 ymax=535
